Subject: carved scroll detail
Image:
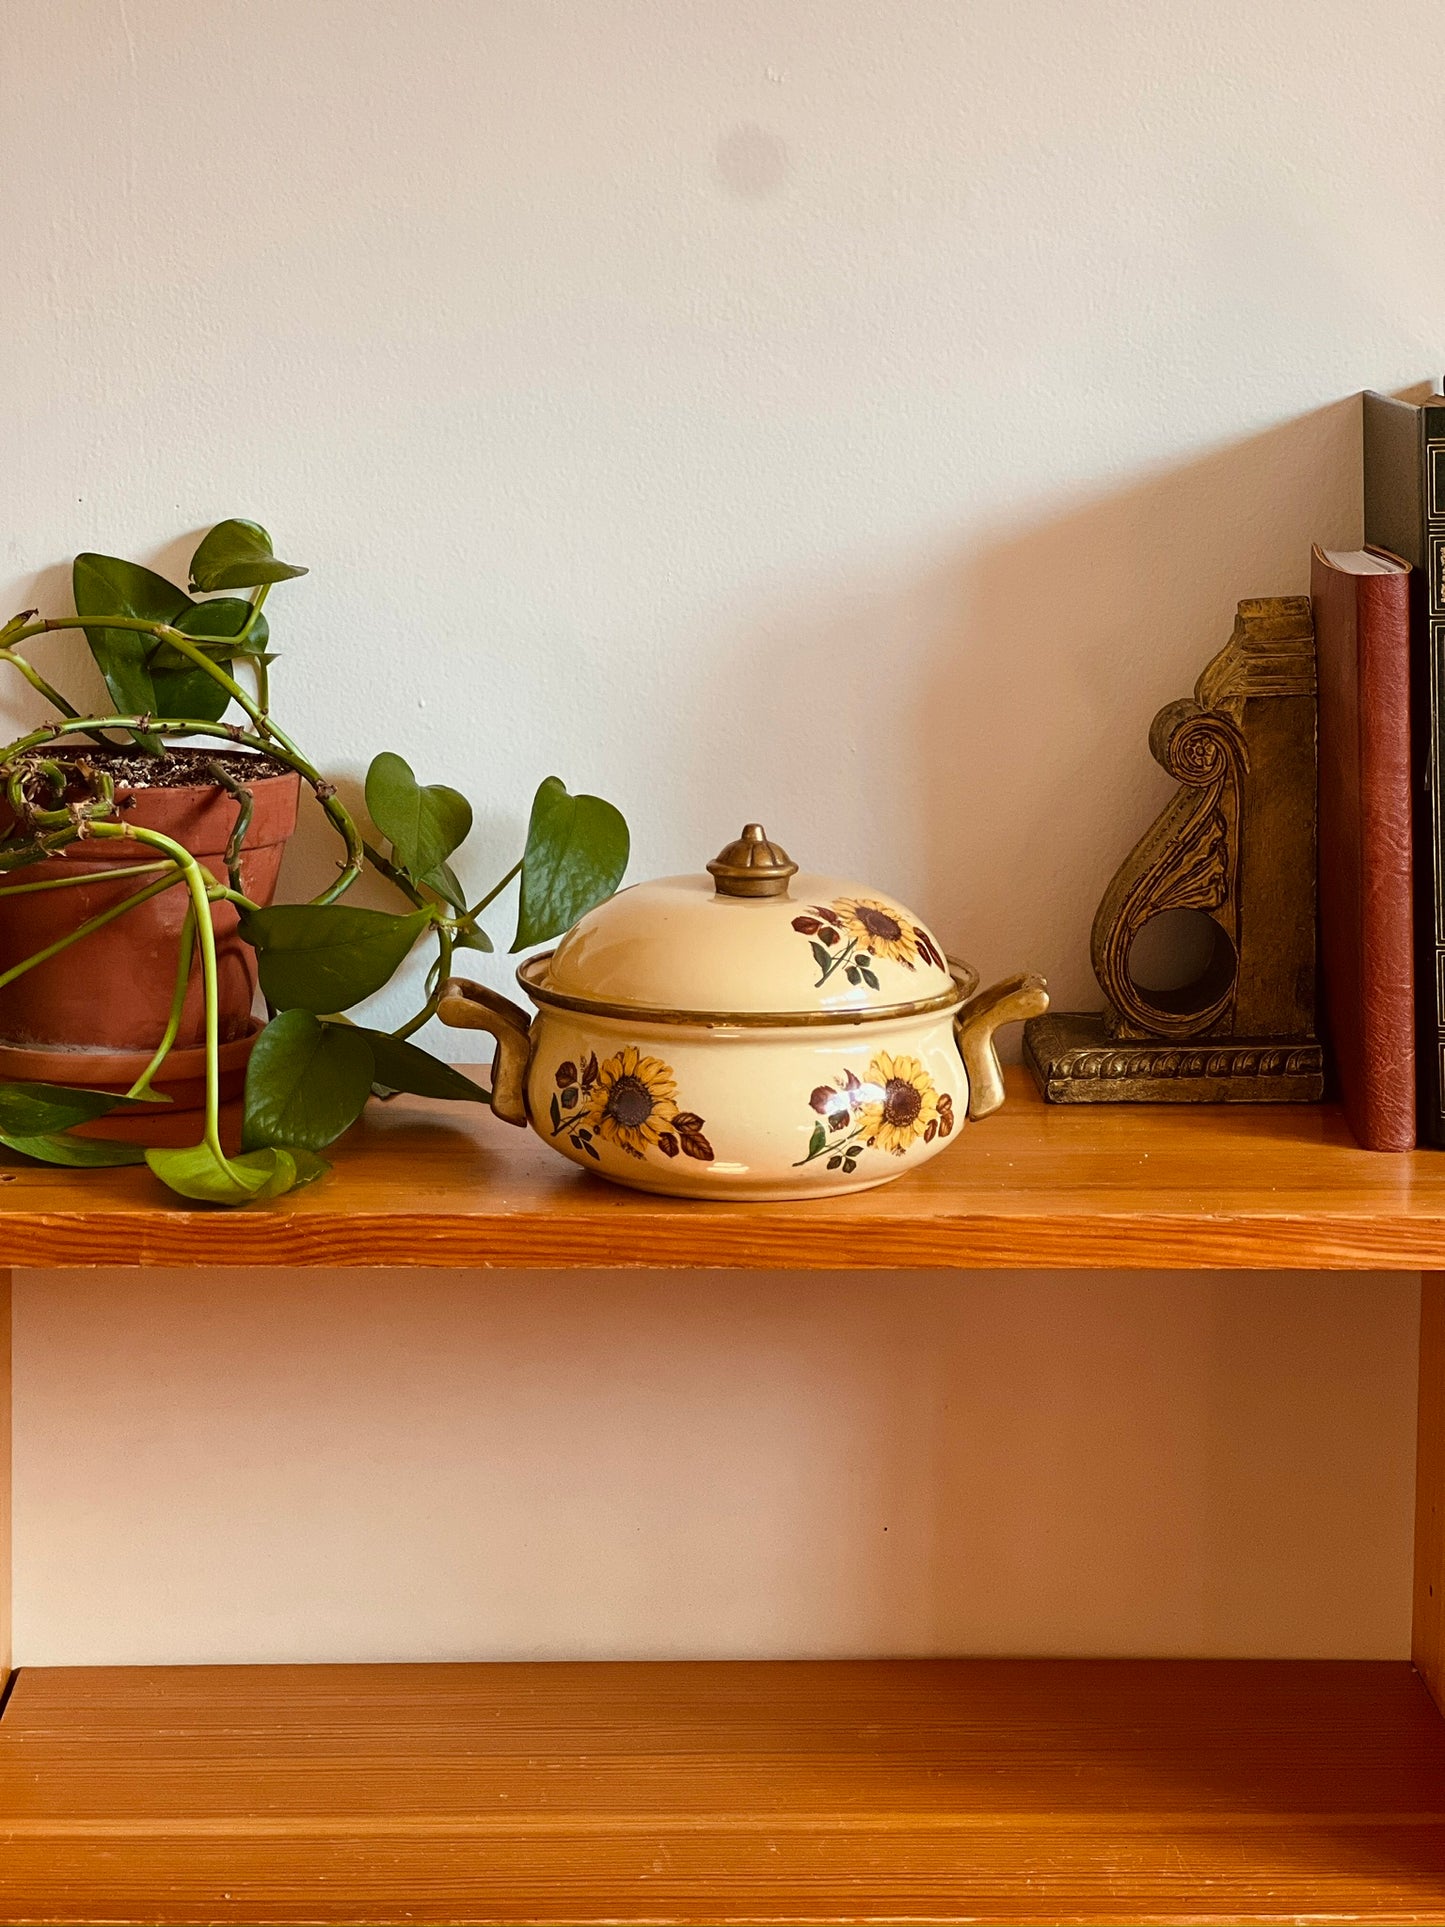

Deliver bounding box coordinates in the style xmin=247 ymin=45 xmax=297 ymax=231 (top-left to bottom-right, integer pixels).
xmin=1091 ymin=700 xmax=1246 ymax=1039
xmin=1026 ymin=595 xmax=1318 ymax=1103
xmin=1081 ymin=594 xmax=1316 ymax=1047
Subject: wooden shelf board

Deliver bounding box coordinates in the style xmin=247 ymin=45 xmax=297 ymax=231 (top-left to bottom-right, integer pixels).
xmin=1 ymin=1656 xmax=1443 ymax=1924
xmin=3 ymin=1070 xmax=1445 ymax=1270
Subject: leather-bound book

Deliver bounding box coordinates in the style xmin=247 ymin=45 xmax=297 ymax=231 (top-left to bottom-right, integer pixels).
xmin=1312 ymin=544 xmax=1415 ymax=1150
xmin=1364 ymin=388 xmax=1445 ymax=1145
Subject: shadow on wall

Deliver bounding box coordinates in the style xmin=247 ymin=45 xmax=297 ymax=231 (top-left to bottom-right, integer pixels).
xmin=0 ymin=402 xmax=1363 ymax=1030
xmin=918 ymin=399 xmax=1360 ymax=1010
xmin=683 ymin=399 xmax=1358 ymax=1023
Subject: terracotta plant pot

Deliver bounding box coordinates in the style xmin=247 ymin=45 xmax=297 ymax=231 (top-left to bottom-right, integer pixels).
xmin=0 ymin=750 xmax=300 ymax=1107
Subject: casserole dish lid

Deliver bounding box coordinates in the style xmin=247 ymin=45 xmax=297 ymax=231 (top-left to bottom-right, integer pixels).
xmin=518 ymin=824 xmax=964 ymax=1023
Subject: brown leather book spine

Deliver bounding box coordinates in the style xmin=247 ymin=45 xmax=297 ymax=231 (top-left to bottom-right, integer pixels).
xmin=1312 ymin=545 xmax=1415 ymax=1149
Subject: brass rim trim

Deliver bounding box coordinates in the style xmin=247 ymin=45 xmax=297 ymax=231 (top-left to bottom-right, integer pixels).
xmin=515 ymin=952 xmax=971 ymax=1029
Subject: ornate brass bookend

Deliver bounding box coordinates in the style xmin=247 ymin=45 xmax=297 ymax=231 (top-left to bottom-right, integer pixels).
xmin=1025 ymin=596 xmax=1324 ymax=1103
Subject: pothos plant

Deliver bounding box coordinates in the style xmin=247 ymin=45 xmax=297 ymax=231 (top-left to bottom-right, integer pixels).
xmin=0 ymin=519 xmax=628 ymax=1205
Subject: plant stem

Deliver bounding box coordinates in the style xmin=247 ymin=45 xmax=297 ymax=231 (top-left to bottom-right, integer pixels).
xmin=466 ymin=858 xmax=522 ymax=923
xmin=127 ymin=907 xmax=195 ymax=1099
xmin=792 ymin=1116 xmax=870 ymax=1168
xmin=247 ymin=585 xmax=272 ymax=712
xmin=6 ymin=597 xmax=433 ymax=913
xmin=16 ymin=613 xmax=233 ymax=647
xmin=125 ymin=623 xmax=318 ymax=796
xmin=205 ymin=757 xmax=254 ymax=896
xmin=0 ymin=869 xmax=186 ymax=992
xmin=0 ymin=860 xmax=170 ymax=898
xmin=132 ymin=627 xmax=268 ymax=732
xmin=390 ymin=924 xmax=454 ymax=1041
xmin=4 ymin=714 xmax=364 ymax=903
xmin=360 ymin=839 xmax=429 ymax=910
xmin=812 ymin=935 xmax=860 ymax=988
xmin=182 ymin=857 xmax=225 ymax=1156
xmin=0 ymin=823 xmax=119 ymax=871
xmin=0 ymin=647 xmax=87 ymax=724
xmin=86 ymin=823 xmax=228 ymax=1161
xmin=236 ymin=583 xmax=269 ymax=645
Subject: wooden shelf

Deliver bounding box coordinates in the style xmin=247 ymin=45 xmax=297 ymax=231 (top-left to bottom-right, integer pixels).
xmin=1 ymin=1069 xmax=1444 ymax=1270
xmin=1 ymin=1656 xmax=1443 ymax=1924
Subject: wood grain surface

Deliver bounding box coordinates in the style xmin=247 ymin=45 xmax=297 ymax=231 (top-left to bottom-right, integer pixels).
xmin=0 ymin=1069 xmax=1443 ymax=1271
xmin=0 ymin=1270 xmax=8 ymax=1692
xmin=1418 ymin=1274 xmax=1445 ymax=1712
xmin=1 ymin=1657 xmax=1443 ymax=1924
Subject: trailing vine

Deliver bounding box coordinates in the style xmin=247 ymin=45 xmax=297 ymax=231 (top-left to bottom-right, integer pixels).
xmin=0 ymin=519 xmax=629 ymax=1204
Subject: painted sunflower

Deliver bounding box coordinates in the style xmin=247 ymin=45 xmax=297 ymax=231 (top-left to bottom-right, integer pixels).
xmin=832 ymin=896 xmax=920 ymax=969
xmin=858 ymin=1052 xmax=940 ymax=1156
xmin=582 ymin=1046 xmax=679 ymax=1158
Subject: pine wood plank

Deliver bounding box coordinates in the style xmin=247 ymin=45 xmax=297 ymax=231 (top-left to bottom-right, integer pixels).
xmin=1417 ymin=1274 xmax=1445 ymax=1712
xmin=0 ymin=1070 xmax=1443 ymax=1271
xmin=0 ymin=1271 xmax=8 ymax=1692
xmin=0 ymin=1657 xmax=1443 ymax=1924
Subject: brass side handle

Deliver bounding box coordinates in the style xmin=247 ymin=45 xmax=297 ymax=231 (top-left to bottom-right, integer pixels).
xmin=946 ymin=955 xmax=981 ymax=1002
xmin=436 ymin=978 xmax=533 ymax=1128
xmin=954 ymin=972 xmax=1050 ymax=1120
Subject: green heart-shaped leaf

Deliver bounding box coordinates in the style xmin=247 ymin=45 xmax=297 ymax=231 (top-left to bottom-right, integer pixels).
xmin=241 ymin=903 xmax=432 ymax=1013
xmin=242 ymin=1010 xmax=377 ymax=1152
xmin=0 ymin=1080 xmax=166 ymax=1138
xmin=73 ymin=551 xmax=192 ymax=745
xmin=154 ymin=598 xmax=270 ymax=661
xmin=365 ymin=752 xmax=473 ymax=887
xmin=454 ymin=923 xmax=494 ymax=953
xmin=513 ymin=775 xmax=629 ymax=952
xmin=420 ymin=858 xmax=468 ymax=914
xmin=146 ymin=1140 xmax=328 ymax=1205
xmin=0 ymin=1132 xmax=150 ymax=1167
xmin=364 ymin=1030 xmax=491 ymax=1103
xmin=172 ymin=598 xmax=270 ymax=661
xmin=189 ymin=519 xmax=307 ymax=593
xmin=146 ymin=600 xmax=244 ymax=722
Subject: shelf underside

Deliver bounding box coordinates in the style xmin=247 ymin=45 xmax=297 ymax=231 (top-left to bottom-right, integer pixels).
xmin=1 ymin=1657 xmax=1444 ymax=1924
xmin=5 ymin=1069 xmax=1445 ymax=1269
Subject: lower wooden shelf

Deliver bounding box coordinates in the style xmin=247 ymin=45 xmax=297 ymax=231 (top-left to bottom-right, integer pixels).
xmin=1 ymin=1656 xmax=1444 ymax=1924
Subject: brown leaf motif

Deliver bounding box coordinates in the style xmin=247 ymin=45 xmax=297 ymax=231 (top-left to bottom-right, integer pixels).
xmin=672 ymin=1111 xmax=715 ymax=1162
xmin=914 ymin=927 xmax=948 ymax=970
xmin=793 ymin=895 xmax=942 ymax=990
xmin=795 ymin=1052 xmax=946 ymax=1175
xmin=548 ymin=1049 xmax=715 ymax=1167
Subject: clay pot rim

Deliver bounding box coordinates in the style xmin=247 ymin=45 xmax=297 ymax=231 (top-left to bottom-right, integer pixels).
xmin=13 ymin=745 xmax=297 ymax=792
xmin=0 ymin=1017 xmax=263 ymax=1089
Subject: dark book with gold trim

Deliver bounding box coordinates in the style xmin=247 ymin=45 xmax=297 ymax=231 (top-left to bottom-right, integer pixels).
xmin=1364 ymin=388 xmax=1445 ymax=1147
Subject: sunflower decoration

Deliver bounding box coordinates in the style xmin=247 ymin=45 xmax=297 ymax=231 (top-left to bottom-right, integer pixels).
xmin=832 ymin=898 xmax=920 ymax=969
xmin=548 ymin=1049 xmax=714 ymax=1164
xmin=795 ymin=1052 xmax=945 ymax=1174
xmin=858 ymin=1052 xmax=941 ymax=1156
xmin=791 ymin=895 xmax=946 ymax=989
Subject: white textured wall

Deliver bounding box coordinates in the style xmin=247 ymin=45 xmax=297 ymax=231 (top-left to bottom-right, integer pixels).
xmin=3 ymin=0 xmax=1440 ymax=1662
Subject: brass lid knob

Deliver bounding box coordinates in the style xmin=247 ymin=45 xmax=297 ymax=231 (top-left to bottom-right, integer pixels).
xmin=707 ymin=823 xmax=798 ymax=899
